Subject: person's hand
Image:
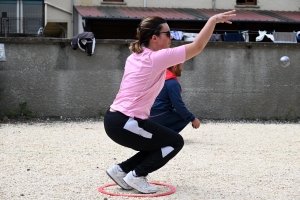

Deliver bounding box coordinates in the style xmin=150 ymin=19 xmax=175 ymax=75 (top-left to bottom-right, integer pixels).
xmin=214 ymin=10 xmax=236 ymax=24
xmin=192 ymin=118 xmax=201 ymax=129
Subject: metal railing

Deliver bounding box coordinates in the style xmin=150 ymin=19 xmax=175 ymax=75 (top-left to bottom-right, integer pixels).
xmin=1 ymin=17 xmax=43 ymax=35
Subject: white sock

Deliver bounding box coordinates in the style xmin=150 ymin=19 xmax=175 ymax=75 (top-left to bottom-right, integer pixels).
xmin=132 ymin=170 xmax=138 ymax=177
xmin=117 ymin=165 xmax=124 ymax=172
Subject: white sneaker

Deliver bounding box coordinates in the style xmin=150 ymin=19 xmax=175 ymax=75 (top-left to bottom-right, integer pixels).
xmin=106 ymin=165 xmax=133 ymax=190
xmin=123 ymin=171 xmax=157 ymax=194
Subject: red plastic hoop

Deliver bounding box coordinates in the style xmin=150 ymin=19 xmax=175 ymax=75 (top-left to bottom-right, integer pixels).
xmin=98 ymin=182 xmax=176 ymax=198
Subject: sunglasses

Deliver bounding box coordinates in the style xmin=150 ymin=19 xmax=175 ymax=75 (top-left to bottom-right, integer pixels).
xmin=159 ymin=31 xmax=171 ymax=38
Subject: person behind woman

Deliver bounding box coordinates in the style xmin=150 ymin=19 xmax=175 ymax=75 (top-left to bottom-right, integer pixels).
xmin=104 ymin=10 xmax=236 ymax=194
xmin=149 ymin=63 xmax=201 ymax=133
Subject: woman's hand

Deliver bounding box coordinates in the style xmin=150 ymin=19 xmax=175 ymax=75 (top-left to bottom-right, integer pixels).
xmin=214 ymin=10 xmax=236 ymax=24
xmin=184 ymin=10 xmax=236 ymax=61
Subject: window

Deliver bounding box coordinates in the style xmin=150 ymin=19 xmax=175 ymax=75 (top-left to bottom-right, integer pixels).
xmin=0 ymin=0 xmax=43 ymax=34
xmin=236 ymin=0 xmax=256 ymax=5
xmin=101 ymin=0 xmax=126 ymax=5
xmin=103 ymin=0 xmax=123 ymax=2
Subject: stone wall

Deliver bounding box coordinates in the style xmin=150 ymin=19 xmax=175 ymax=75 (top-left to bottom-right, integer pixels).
xmin=0 ymin=38 xmax=299 ymax=120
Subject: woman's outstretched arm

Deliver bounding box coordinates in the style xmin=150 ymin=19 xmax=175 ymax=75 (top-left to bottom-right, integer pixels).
xmin=185 ymin=10 xmax=236 ymax=61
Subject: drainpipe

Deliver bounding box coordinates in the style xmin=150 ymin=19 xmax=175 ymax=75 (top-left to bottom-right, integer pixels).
xmin=144 ymin=0 xmax=147 ymax=7
xmin=72 ymin=0 xmax=74 ymax=37
xmin=212 ymin=0 xmax=216 ymax=11
xmin=57 ymin=23 xmax=67 ymax=38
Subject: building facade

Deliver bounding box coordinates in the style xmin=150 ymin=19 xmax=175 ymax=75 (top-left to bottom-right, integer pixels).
xmin=75 ymin=0 xmax=300 ymax=11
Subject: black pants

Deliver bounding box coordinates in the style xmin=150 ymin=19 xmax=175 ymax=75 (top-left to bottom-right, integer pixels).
xmin=104 ymin=109 xmax=184 ymax=176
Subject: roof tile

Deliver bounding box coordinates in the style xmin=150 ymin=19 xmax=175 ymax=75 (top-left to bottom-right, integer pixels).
xmin=75 ymin=6 xmax=300 ymax=23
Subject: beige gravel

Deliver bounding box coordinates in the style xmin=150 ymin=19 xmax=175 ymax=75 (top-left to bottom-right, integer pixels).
xmin=1 ymin=120 xmax=300 ymax=200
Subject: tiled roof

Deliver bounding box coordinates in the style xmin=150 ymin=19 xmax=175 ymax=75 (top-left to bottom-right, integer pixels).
xmin=75 ymin=6 xmax=300 ymax=23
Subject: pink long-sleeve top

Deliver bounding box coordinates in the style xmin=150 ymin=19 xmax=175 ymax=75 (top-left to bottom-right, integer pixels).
xmin=110 ymin=46 xmax=186 ymax=119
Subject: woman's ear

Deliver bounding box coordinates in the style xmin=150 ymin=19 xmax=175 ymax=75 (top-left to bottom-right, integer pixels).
xmin=151 ymin=34 xmax=158 ymax=42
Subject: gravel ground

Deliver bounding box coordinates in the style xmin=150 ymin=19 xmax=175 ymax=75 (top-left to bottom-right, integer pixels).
xmin=1 ymin=119 xmax=300 ymax=200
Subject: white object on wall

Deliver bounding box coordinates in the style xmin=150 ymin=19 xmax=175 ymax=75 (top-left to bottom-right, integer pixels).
xmin=183 ymin=32 xmax=198 ymax=42
xmin=0 ymin=44 xmax=6 ymax=61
